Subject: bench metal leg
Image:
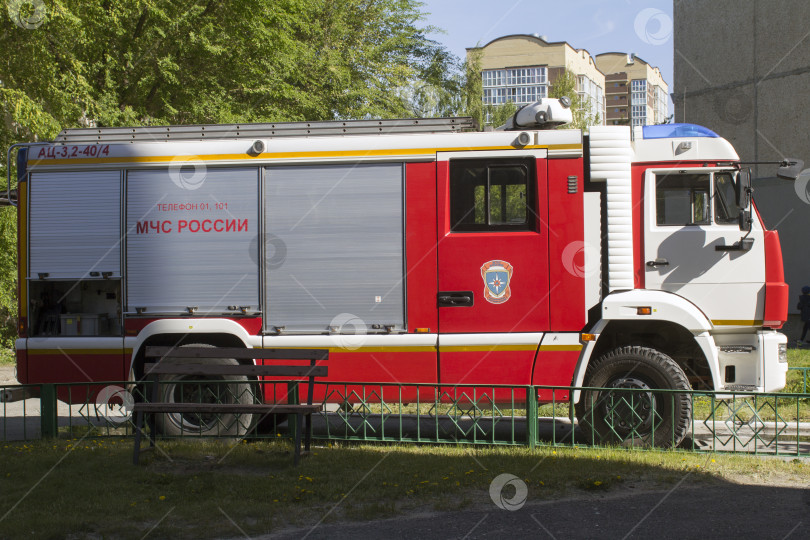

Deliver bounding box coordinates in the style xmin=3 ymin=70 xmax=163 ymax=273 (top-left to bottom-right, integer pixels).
xmin=304 ymin=412 xmax=313 ymax=453
xmin=133 ymin=410 xmax=144 ymax=465
xmin=293 ymin=412 xmax=303 ymax=466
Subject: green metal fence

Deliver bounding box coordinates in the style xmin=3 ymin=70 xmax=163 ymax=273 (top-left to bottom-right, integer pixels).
xmin=1 ymin=373 xmax=808 ymax=457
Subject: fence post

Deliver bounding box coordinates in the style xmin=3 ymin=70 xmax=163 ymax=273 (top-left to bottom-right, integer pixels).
xmin=286 ymin=381 xmax=300 ymax=441
xmin=526 ymin=387 xmax=537 ymax=448
xmin=40 ymin=384 xmax=58 ymax=439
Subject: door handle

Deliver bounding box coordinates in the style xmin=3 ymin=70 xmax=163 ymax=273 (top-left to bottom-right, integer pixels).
xmin=437 ymin=291 xmax=474 ymax=307
xmin=715 ymin=239 xmax=754 ymax=252
xmin=646 ymin=259 xmax=669 ymax=268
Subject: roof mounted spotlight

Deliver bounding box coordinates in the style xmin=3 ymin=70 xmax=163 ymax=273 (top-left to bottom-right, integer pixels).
xmin=499 ymin=99 xmax=573 ymax=131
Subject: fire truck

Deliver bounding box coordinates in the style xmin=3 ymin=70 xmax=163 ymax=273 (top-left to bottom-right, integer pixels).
xmin=6 ymin=98 xmax=797 ymax=446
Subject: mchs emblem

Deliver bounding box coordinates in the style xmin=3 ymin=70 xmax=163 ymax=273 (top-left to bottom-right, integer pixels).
xmin=480 ymin=260 xmax=513 ymax=304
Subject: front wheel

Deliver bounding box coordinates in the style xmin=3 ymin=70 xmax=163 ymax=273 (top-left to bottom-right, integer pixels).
xmin=575 ymin=346 xmax=692 ymax=448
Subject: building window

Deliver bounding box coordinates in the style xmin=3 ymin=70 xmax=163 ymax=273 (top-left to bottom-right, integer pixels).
xmin=450 ymin=158 xmax=535 ymax=232
xmin=630 ymin=80 xmax=648 ymax=126
xmin=653 ymin=85 xmax=668 ymax=124
xmin=481 ymin=67 xmax=548 ymax=106
xmin=576 ymin=75 xmax=605 ymax=124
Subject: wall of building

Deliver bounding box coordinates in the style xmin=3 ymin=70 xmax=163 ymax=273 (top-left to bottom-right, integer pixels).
xmin=674 ymin=0 xmax=810 ymax=323
xmin=475 ymin=35 xmax=568 ymax=71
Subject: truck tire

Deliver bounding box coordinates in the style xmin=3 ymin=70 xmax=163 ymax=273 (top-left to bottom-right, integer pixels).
xmin=153 ymin=344 xmax=257 ymax=437
xmin=575 ymin=346 xmax=692 ymax=448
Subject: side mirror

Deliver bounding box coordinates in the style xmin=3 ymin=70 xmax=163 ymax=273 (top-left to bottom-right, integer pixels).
xmin=737 ymin=168 xmax=751 ymax=207
xmin=777 ymin=158 xmax=804 ymax=180
xmin=737 ymin=168 xmax=752 ymax=231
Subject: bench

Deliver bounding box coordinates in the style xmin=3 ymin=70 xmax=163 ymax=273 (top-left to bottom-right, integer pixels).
xmin=133 ymin=346 xmax=328 ymax=466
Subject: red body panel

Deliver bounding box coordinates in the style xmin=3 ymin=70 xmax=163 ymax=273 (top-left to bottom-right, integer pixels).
xmin=123 ymin=317 xmax=263 ymax=336
xmin=405 ymin=162 xmax=439 ymax=335
xmin=436 ymin=158 xmax=550 ymax=335
xmin=547 ymin=158 xmax=585 ymax=329
xmin=26 ymin=350 xmax=125 ymax=402
xmin=763 ymin=230 xmax=788 ymax=328
xmin=440 ymin=350 xmax=536 ymax=386
xmin=631 ymin=164 xmax=646 ymax=289
xmin=15 ymin=349 xmax=27 ymax=383
xmin=532 ymin=349 xmax=580 ymax=401
xmin=436 ymin=157 xmax=550 ymax=390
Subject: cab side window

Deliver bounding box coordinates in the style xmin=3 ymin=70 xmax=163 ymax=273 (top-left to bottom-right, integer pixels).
xmin=655 ymin=173 xmax=710 ymax=226
xmin=450 ymin=158 xmax=535 ymax=231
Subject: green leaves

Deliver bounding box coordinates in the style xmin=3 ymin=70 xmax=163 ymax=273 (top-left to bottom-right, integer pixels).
xmin=0 ymin=0 xmax=463 ymax=348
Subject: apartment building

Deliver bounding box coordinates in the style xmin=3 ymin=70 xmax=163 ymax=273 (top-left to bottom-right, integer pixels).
xmin=469 ymin=34 xmax=605 ymax=124
xmin=594 ymin=52 xmax=669 ymax=126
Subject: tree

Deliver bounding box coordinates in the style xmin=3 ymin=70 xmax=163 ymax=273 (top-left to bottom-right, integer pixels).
xmin=549 ymin=68 xmax=601 ymax=130
xmin=461 ymin=47 xmax=518 ymax=129
xmin=0 ymin=0 xmax=460 ymax=352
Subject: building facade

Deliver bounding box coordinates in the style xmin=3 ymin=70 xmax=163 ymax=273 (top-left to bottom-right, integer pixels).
xmin=673 ymin=0 xmax=810 ymax=332
xmin=594 ymin=52 xmax=669 ymax=126
xmin=470 ymin=35 xmax=606 ymax=124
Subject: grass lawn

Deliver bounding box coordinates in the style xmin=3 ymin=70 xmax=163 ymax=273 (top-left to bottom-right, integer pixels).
xmin=0 ymin=435 xmax=807 ymax=539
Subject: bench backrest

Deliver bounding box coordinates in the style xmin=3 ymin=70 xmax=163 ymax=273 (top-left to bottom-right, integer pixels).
xmin=142 ymin=346 xmax=329 ymax=404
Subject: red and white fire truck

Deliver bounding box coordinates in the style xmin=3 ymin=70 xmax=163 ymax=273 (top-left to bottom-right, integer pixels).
xmin=6 ymin=98 xmax=796 ymax=445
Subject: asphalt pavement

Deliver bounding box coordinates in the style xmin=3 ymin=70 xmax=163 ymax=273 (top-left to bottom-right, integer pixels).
xmin=254 ymin=484 xmax=810 ymax=540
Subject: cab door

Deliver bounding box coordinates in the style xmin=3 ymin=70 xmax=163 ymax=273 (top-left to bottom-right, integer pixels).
xmin=643 ymin=168 xmax=765 ymax=326
xmin=436 ymin=151 xmax=549 ymax=386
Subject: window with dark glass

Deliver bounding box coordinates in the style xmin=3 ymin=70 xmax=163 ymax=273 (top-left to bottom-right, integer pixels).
xmin=655 ymin=173 xmax=710 ymax=225
xmin=713 ymin=172 xmax=740 ymax=224
xmin=450 ymin=158 xmax=535 ymax=231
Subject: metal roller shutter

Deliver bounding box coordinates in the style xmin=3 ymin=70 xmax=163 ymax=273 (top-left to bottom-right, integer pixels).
xmin=29 ymin=170 xmax=122 ymax=279
xmin=125 ymin=167 xmax=260 ymax=314
xmin=265 ymin=163 xmax=405 ymax=333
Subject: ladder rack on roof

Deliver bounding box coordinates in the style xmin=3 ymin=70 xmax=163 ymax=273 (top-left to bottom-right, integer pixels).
xmin=55 ymin=116 xmax=477 ymax=144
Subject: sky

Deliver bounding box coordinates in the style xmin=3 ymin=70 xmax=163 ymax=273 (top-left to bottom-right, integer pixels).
xmin=420 ymin=0 xmax=674 ymax=110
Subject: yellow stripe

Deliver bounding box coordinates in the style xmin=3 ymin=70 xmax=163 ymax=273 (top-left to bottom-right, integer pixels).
xmin=27 ymin=349 xmax=132 ymax=355
xmin=260 ymin=345 xmax=539 ymax=353
xmin=29 ymin=144 xmax=583 ymax=167
xmin=712 ymin=320 xmax=763 ymax=326
xmin=259 ymin=346 xmax=436 ymax=354
xmin=439 ymin=345 xmax=537 ymax=353
xmin=538 ymin=345 xmax=582 ymax=352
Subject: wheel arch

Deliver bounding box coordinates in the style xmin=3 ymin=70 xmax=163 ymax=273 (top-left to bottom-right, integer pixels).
xmin=572 ymin=290 xmax=721 ymax=401
xmin=128 ymin=319 xmax=256 ymax=381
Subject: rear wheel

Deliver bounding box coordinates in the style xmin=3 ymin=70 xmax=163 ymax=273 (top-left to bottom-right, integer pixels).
xmin=154 ymin=344 xmax=257 ymax=437
xmin=575 ymin=346 xmax=692 ymax=448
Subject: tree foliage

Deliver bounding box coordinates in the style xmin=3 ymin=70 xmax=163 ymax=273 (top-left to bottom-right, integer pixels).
xmin=549 ymin=68 xmax=601 ymax=130
xmin=0 ymin=0 xmax=462 ymax=349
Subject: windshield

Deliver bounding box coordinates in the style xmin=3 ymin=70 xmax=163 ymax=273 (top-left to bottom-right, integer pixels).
xmin=654 ymin=169 xmax=742 ymax=226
